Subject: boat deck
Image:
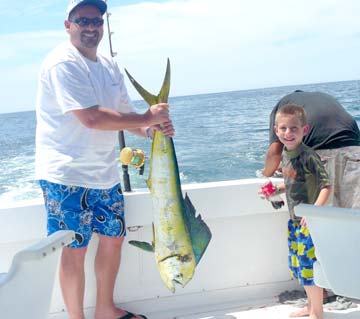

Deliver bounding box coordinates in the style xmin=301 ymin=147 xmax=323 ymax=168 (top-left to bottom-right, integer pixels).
xmin=48 ymin=295 xmax=360 ymax=319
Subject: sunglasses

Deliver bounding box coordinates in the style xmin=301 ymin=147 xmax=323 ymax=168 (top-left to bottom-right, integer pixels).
xmin=69 ymin=17 xmax=104 ymax=27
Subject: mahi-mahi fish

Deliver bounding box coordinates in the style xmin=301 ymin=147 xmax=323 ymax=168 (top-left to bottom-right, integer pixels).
xmin=125 ymin=59 xmax=212 ymax=292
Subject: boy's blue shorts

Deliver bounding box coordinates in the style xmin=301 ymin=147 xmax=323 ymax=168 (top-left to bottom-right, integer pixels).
xmin=287 ymin=219 xmax=316 ymax=286
xmin=39 ymin=180 xmax=126 ymax=248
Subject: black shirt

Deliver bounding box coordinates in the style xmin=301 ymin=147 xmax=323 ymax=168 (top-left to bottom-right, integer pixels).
xmin=269 ymin=91 xmax=360 ymax=149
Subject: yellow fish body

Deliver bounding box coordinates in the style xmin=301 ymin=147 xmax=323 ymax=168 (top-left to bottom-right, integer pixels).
xmin=126 ymin=60 xmax=212 ymax=292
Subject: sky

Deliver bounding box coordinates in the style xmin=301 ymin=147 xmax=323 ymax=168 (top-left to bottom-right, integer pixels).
xmin=0 ymin=0 xmax=360 ymax=113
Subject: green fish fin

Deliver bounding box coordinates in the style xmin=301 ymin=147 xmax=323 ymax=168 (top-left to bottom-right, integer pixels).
xmin=157 ymin=58 xmax=171 ymax=103
xmin=124 ymin=69 xmax=158 ymax=106
xmin=128 ymin=240 xmax=155 ymax=252
xmin=183 ymin=193 xmax=212 ymax=265
xmin=128 ymin=223 xmax=156 ymax=253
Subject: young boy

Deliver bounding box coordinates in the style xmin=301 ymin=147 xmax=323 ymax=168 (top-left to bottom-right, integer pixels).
xmin=271 ymin=103 xmax=331 ymax=319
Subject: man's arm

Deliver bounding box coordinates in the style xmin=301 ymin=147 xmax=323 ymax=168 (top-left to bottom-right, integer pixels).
xmin=72 ymin=103 xmax=170 ymax=131
xmin=262 ymin=141 xmax=283 ymax=177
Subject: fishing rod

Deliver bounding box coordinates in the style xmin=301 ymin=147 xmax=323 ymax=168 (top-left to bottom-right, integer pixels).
xmin=104 ymin=1 xmax=132 ymax=192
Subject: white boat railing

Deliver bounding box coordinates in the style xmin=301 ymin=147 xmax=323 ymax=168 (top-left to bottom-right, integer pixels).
xmin=0 ymin=179 xmax=298 ymax=318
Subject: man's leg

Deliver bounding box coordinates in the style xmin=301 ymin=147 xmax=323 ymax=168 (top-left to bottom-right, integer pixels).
xmin=60 ymin=246 xmax=87 ymax=319
xmin=94 ymin=234 xmax=125 ymax=318
xmin=39 ymin=181 xmax=91 ymax=319
xmin=94 ymin=235 xmax=146 ymax=319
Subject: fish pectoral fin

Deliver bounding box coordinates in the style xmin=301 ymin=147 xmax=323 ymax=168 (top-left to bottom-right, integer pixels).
xmin=183 ymin=193 xmax=212 ymax=265
xmin=128 ymin=240 xmax=155 ymax=252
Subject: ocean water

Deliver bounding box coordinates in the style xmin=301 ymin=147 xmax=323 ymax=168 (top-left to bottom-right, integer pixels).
xmin=1 ymin=80 xmax=359 ymax=205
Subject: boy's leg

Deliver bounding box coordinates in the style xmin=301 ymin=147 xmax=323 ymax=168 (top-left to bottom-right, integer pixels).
xmin=288 ymin=220 xmax=320 ymax=318
xmin=289 ymin=288 xmax=331 ymax=317
xmin=289 ymin=305 xmax=310 ymax=317
xmin=288 ymin=220 xmax=309 ymax=317
xmin=304 ymin=285 xmax=323 ymax=319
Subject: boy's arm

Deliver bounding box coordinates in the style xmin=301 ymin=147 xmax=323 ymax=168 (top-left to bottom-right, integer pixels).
xmin=314 ymin=186 xmax=332 ymax=206
xmin=276 ymin=182 xmax=285 ymax=194
xmin=301 ymin=185 xmax=331 ymax=227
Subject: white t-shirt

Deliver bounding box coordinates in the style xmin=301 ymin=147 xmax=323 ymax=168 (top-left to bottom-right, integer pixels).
xmin=35 ymin=42 xmax=135 ymax=189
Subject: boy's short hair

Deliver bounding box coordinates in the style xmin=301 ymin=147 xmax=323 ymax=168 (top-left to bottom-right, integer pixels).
xmin=275 ymin=103 xmax=307 ymax=126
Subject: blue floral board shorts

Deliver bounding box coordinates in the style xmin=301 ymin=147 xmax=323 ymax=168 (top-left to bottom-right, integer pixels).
xmin=287 ymin=219 xmax=316 ymax=286
xmin=39 ymin=180 xmax=126 ymax=248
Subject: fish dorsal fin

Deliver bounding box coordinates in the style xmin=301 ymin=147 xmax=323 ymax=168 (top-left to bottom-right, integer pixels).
xmin=183 ymin=193 xmax=212 ymax=265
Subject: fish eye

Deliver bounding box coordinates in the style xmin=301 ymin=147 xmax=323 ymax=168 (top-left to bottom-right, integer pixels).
xmin=179 ymin=254 xmax=191 ymax=262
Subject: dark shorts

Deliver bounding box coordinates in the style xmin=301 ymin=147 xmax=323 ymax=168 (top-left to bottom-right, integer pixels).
xmin=287 ymin=219 xmax=316 ymax=286
xmin=39 ymin=180 xmax=126 ymax=248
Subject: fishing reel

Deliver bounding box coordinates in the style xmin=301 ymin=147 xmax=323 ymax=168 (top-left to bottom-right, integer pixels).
xmin=119 ymin=147 xmax=146 ymax=175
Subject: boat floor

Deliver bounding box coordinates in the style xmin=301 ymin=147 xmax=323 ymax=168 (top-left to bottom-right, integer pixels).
xmin=48 ymin=296 xmax=360 ymax=319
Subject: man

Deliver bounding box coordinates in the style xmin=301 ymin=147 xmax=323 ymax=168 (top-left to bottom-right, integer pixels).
xmin=35 ymin=1 xmax=173 ymax=318
xmin=263 ymin=90 xmax=360 ymax=209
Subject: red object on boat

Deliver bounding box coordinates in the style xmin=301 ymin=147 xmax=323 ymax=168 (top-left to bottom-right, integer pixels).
xmin=260 ymin=181 xmax=285 ymax=210
xmin=260 ymin=181 xmax=276 ymax=197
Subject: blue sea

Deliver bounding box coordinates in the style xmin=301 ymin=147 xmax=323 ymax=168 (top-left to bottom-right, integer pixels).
xmin=1 ymin=80 xmax=359 ymax=205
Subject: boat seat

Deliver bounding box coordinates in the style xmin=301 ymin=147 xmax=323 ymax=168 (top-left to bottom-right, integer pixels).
xmin=0 ymin=230 xmax=75 ymax=319
xmin=295 ymin=204 xmax=360 ymax=299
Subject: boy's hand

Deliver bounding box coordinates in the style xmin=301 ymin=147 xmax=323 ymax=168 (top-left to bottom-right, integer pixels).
xmin=258 ymin=188 xmax=268 ymax=200
xmin=300 ymin=217 xmax=307 ymax=227
xmin=258 ymin=182 xmax=285 ymax=209
xmin=260 ymin=181 xmax=278 ymax=198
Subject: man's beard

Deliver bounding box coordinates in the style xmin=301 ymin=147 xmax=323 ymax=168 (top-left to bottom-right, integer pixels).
xmin=80 ymin=31 xmax=101 ymax=48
